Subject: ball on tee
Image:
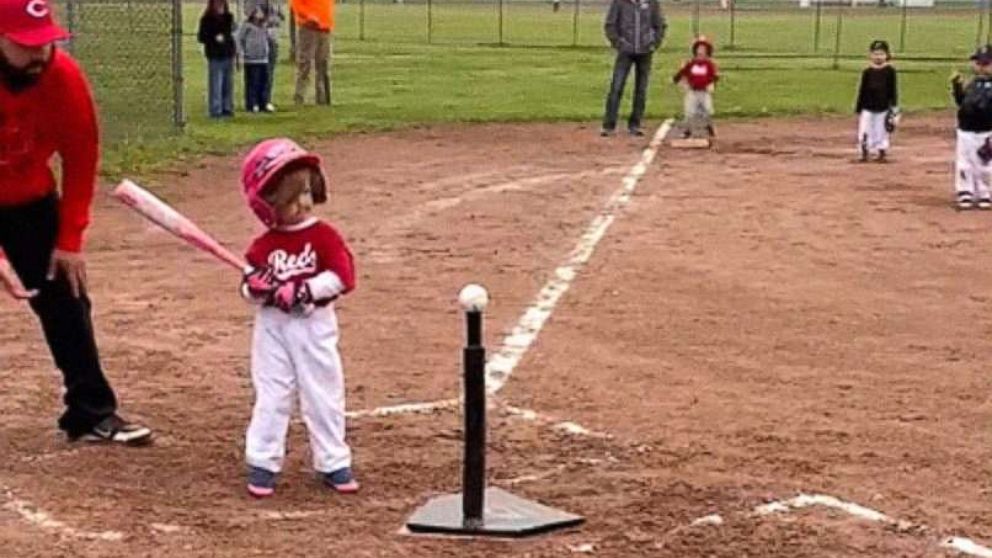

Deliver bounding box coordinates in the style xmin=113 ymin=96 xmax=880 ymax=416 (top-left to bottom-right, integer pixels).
xmin=458 ymin=284 xmax=489 ymax=312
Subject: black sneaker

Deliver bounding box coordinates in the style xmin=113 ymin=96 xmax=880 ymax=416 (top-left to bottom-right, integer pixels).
xmin=71 ymin=415 xmax=153 ymax=446
xmin=600 ymin=127 xmax=615 ymax=137
xmin=957 ymin=192 xmax=976 ymax=211
xmin=628 ymin=127 xmax=644 ymax=137
xmin=978 ymin=198 xmax=992 ymax=210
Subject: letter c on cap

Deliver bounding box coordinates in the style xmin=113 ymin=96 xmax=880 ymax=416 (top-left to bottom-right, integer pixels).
xmin=26 ymin=0 xmax=50 ymax=18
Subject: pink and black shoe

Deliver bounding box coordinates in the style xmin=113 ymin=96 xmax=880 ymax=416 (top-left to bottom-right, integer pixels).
xmin=322 ymin=467 xmax=359 ymax=494
xmin=247 ymin=466 xmax=277 ymax=498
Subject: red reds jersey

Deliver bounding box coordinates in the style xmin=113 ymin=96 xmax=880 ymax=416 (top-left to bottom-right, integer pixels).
xmin=0 ymin=49 xmax=99 ymax=253
xmin=245 ymin=218 xmax=356 ymax=296
xmin=676 ymin=58 xmax=719 ymax=91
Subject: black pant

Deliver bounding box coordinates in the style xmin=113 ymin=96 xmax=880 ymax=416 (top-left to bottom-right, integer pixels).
xmin=0 ymin=194 xmax=117 ymax=436
xmin=245 ymin=63 xmax=270 ymax=111
xmin=603 ymin=51 xmax=653 ymax=131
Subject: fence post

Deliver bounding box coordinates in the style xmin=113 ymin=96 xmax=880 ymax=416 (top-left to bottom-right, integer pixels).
xmin=359 ymin=0 xmax=365 ymax=40
xmin=898 ymin=0 xmax=907 ymax=52
xmin=728 ymin=0 xmax=736 ymax=49
xmin=172 ymin=0 xmax=185 ymax=131
xmin=498 ymin=0 xmax=504 ymax=45
xmin=978 ymin=1 xmax=986 ymax=48
xmin=832 ymin=5 xmax=843 ymax=70
xmin=289 ymin=11 xmax=296 ymax=61
xmin=987 ymin=0 xmax=991 ymax=44
xmin=65 ymin=0 xmax=76 ymax=54
xmin=813 ymin=0 xmax=822 ymax=51
xmin=692 ymin=0 xmax=700 ymax=37
xmin=572 ymin=0 xmax=580 ymax=47
xmin=427 ymin=0 xmax=433 ymax=43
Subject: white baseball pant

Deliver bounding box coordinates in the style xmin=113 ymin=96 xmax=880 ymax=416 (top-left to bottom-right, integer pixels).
xmin=956 ymin=129 xmax=992 ymax=201
xmin=858 ymin=110 xmax=890 ymax=153
xmin=246 ymin=305 xmax=351 ymax=475
xmin=684 ymin=90 xmax=714 ymax=120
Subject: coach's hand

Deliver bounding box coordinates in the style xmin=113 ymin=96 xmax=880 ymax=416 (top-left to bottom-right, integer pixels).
xmin=48 ymin=250 xmax=87 ymax=298
xmin=0 ymin=259 xmax=36 ymax=300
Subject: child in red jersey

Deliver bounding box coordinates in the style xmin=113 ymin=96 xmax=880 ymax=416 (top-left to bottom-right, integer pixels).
xmin=673 ymin=36 xmax=719 ymax=138
xmin=238 ymin=138 xmax=359 ymax=498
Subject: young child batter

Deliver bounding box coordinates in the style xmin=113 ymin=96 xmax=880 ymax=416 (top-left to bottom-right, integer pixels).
xmin=673 ymin=36 xmax=719 ymax=138
xmin=239 ymin=138 xmax=359 ymax=497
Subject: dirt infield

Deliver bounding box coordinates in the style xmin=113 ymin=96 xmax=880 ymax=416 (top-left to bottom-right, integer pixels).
xmin=2 ymin=115 xmax=991 ymax=557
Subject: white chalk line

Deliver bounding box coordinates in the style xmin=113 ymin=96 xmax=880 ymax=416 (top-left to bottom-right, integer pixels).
xmin=687 ymin=492 xmax=992 ymax=557
xmin=349 ymin=120 xmax=673 ymax=421
xmin=1 ymin=488 xmax=125 ymax=542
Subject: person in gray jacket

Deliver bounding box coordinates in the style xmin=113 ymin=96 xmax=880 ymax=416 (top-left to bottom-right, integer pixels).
xmin=601 ymin=0 xmax=666 ymax=136
xmin=236 ymin=7 xmax=272 ymax=112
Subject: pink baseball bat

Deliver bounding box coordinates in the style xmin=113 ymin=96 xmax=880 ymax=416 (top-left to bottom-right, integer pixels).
xmin=113 ymin=179 xmax=250 ymax=273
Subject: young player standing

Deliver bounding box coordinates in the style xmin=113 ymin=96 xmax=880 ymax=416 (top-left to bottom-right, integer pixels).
xmin=672 ymin=36 xmax=719 ymax=138
xmin=951 ymin=45 xmax=992 ymax=210
xmin=239 ymin=138 xmax=359 ymax=498
xmin=855 ymin=40 xmax=899 ymax=163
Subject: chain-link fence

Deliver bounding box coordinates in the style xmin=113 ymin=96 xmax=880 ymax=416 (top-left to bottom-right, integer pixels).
xmin=321 ymin=0 xmax=990 ymax=59
xmin=55 ymin=0 xmax=184 ymax=143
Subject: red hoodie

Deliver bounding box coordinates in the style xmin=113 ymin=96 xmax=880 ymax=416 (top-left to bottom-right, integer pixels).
xmin=0 ymin=48 xmax=99 ymax=254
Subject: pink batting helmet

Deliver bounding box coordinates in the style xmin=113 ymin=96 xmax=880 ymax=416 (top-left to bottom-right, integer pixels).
xmin=241 ymin=138 xmax=328 ymax=227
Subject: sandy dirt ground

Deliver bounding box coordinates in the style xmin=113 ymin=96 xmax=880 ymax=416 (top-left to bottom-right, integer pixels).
xmin=2 ymin=115 xmax=991 ymax=557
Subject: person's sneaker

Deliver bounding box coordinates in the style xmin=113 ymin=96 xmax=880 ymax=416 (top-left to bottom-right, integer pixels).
xmin=628 ymin=127 xmax=644 ymax=137
xmin=265 ymin=103 xmax=276 ymax=113
xmin=70 ymin=415 xmax=152 ymax=446
xmin=247 ymin=466 xmax=277 ymax=498
xmin=877 ymin=149 xmax=887 ymax=163
xmin=957 ymin=192 xmax=976 ymax=210
xmin=322 ymin=467 xmax=360 ymax=494
xmin=978 ymin=198 xmax=992 ymax=210
xmin=600 ymin=127 xmax=615 ymax=137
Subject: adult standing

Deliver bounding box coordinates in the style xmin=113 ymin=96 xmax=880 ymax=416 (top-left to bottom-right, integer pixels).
xmin=601 ymin=0 xmax=666 ymax=136
xmin=0 ymin=0 xmax=152 ymax=445
xmin=197 ymin=0 xmax=236 ymax=118
xmin=290 ymin=0 xmax=333 ymax=106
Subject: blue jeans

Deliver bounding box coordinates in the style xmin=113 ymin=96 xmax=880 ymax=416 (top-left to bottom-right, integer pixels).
xmin=244 ymin=63 xmax=270 ymax=111
xmin=603 ymin=51 xmax=653 ymax=131
xmin=207 ymin=57 xmax=234 ymax=117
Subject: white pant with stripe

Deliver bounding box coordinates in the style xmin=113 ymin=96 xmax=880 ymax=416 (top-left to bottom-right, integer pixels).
xmin=956 ymin=129 xmax=992 ymax=200
xmin=246 ymin=305 xmax=351 ymax=475
xmin=858 ymin=110 xmax=890 ymax=153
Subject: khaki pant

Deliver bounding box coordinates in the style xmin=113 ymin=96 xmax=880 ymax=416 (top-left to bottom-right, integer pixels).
xmin=295 ymin=26 xmax=332 ymax=105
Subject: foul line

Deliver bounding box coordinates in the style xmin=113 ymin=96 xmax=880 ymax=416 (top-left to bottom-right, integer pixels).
xmin=350 ymin=120 xmax=673 ymax=418
xmin=686 ymin=493 xmax=992 ymax=557
xmin=1 ymin=488 xmax=124 ymax=542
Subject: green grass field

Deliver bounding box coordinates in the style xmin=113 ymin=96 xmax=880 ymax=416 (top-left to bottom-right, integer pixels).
xmin=85 ymin=1 xmax=990 ymax=174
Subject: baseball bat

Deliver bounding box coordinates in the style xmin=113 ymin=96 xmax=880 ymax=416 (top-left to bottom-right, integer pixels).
xmin=113 ymin=179 xmax=250 ymax=273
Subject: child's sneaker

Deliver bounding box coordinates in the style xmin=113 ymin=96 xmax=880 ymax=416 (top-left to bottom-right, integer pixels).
xmin=978 ymin=198 xmax=992 ymax=210
xmin=322 ymin=467 xmax=359 ymax=494
xmin=877 ymin=149 xmax=887 ymax=163
xmin=247 ymin=466 xmax=277 ymax=498
xmin=957 ymin=192 xmax=976 ymax=210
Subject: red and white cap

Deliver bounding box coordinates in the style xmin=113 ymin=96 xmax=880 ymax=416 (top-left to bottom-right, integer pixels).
xmin=0 ymin=0 xmax=70 ymax=47
xmin=241 ymin=138 xmax=327 ymax=228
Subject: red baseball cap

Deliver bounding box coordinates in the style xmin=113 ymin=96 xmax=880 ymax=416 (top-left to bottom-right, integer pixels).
xmin=0 ymin=0 xmax=70 ymax=47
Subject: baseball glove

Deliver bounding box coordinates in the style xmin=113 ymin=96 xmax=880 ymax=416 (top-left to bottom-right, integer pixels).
xmin=885 ymin=107 xmax=901 ymax=133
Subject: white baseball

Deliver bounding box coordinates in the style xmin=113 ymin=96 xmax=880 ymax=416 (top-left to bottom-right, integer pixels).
xmin=458 ymin=284 xmax=489 ymax=312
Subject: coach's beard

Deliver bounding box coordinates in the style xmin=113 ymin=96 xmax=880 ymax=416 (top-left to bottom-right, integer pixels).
xmin=0 ymin=50 xmax=52 ymax=93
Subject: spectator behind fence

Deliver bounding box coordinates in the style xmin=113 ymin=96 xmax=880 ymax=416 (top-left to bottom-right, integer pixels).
xmin=236 ymin=6 xmax=272 ymax=113
xmin=246 ymin=0 xmax=285 ymax=112
xmin=291 ymin=0 xmax=333 ymax=106
xmin=601 ymin=0 xmax=666 ymax=137
xmin=197 ymin=0 xmax=236 ymax=118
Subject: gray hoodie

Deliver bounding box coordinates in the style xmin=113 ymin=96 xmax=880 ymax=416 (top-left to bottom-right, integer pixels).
xmin=604 ymin=0 xmax=666 ymax=55
xmin=236 ymin=20 xmax=270 ymax=64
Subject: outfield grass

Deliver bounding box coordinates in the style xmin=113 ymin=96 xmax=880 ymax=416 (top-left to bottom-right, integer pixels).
xmin=96 ymin=2 xmax=985 ymax=174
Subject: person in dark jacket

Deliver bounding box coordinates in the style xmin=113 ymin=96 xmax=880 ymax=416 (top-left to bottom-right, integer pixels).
xmin=951 ymin=45 xmax=992 ymax=210
xmin=197 ymin=0 xmax=236 ymax=118
xmin=854 ymin=40 xmax=899 ymax=162
xmin=601 ymin=0 xmax=666 ymax=137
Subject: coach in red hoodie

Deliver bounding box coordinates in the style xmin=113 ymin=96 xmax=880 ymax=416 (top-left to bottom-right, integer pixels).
xmin=0 ymin=0 xmax=151 ymax=445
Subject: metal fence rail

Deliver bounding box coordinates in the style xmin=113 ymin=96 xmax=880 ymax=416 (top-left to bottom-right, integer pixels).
xmin=56 ymin=0 xmax=184 ymax=143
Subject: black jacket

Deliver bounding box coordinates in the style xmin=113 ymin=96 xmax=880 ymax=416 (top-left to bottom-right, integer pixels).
xmin=197 ymin=11 xmax=236 ymax=60
xmin=855 ymin=65 xmax=898 ymax=113
xmin=953 ymin=75 xmax=992 ymax=133
xmin=604 ymin=0 xmax=666 ymax=55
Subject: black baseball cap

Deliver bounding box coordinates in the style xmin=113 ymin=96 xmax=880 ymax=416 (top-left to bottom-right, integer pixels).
xmin=972 ymin=44 xmax=992 ymax=64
